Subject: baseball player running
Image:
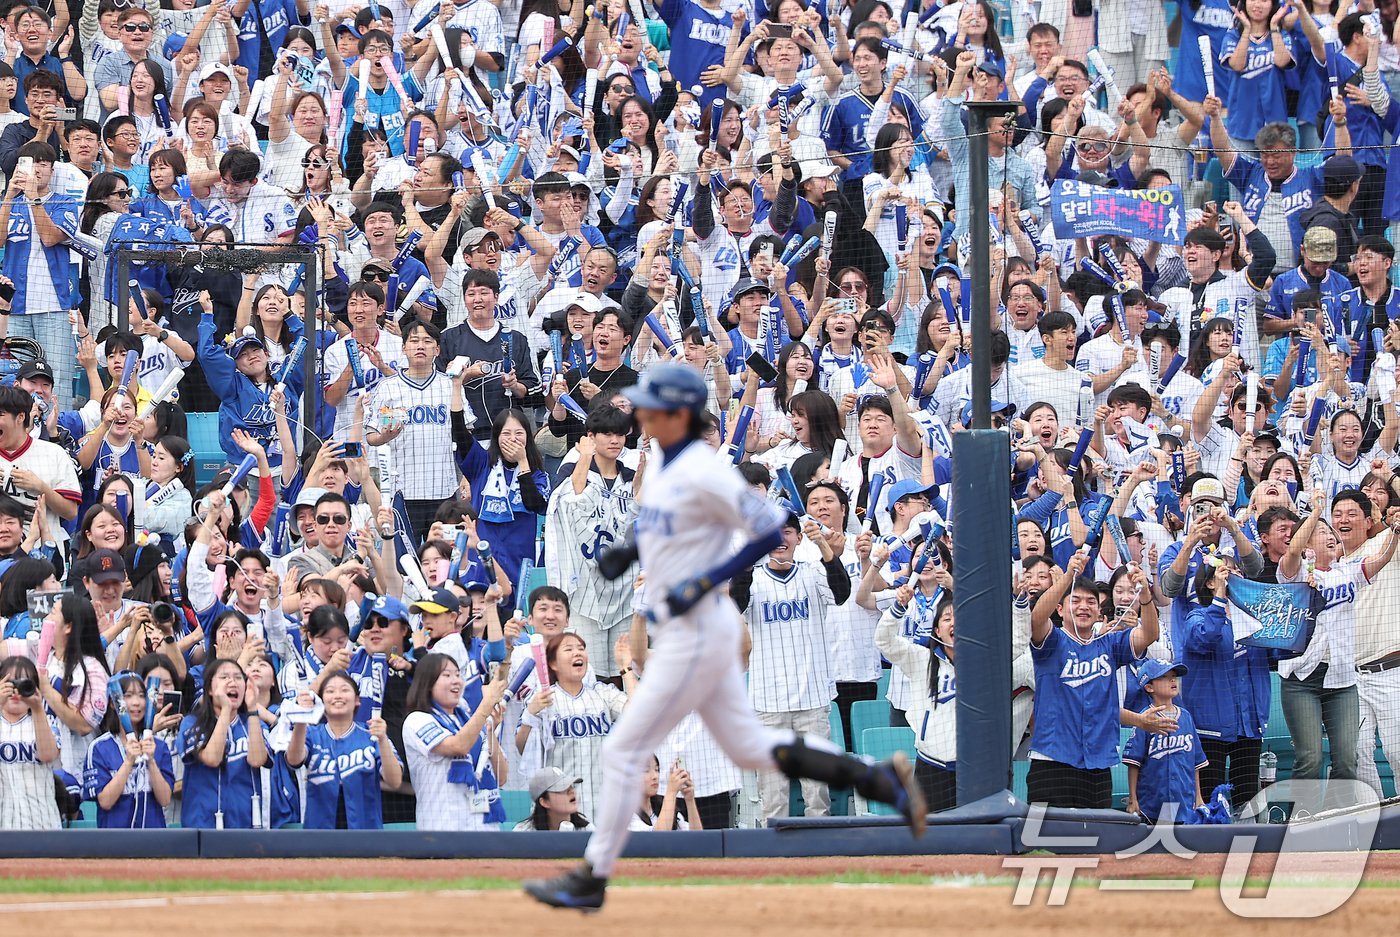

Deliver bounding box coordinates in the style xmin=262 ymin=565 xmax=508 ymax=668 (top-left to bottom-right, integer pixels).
xmin=524 ymin=364 xmax=926 ymax=912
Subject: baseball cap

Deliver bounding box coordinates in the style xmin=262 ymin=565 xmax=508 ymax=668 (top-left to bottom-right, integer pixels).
xmin=163 ymin=33 xmax=188 ymax=60
xmin=529 ymin=766 xmax=582 ymax=802
xmin=293 ymin=486 xmax=328 ymax=510
xmin=410 ymin=587 xmax=462 ymax=615
xmin=1136 ymin=659 xmax=1187 ymax=689
xmin=198 ymin=62 xmax=235 ymax=83
xmin=86 ymin=548 xmax=127 ymax=584
xmin=228 ymin=327 xmax=265 ymax=360
xmin=885 ymin=478 xmax=937 ymax=511
xmin=369 ymin=594 xmax=410 ymax=624
xmin=462 ymin=226 xmax=501 ymax=250
xmin=621 ymin=362 xmax=708 ymax=412
xmin=730 ymin=277 xmax=772 ymax=301
xmin=1301 ymin=226 xmax=1338 ymax=264
xmin=562 ymin=289 xmax=603 ymax=315
xmin=563 ymin=172 xmax=591 ymax=191
xmin=976 ymin=59 xmax=1006 ymax=80
xmin=805 ymin=163 xmax=840 ymax=179
xmin=17 ymin=360 xmax=54 ymax=383
xmin=1190 ymin=477 xmax=1227 ymax=504
xmin=958 ymin=398 xmax=1016 ymax=427
xmin=1323 ymin=154 xmax=1363 ymax=190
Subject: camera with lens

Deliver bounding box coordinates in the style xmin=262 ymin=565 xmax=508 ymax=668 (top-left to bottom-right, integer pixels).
xmin=12 ymin=678 xmax=36 ymax=697
xmin=151 ymin=602 xmax=177 ymax=625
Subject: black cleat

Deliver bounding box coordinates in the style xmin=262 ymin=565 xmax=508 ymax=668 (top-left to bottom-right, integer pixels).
xmin=881 ymin=751 xmax=928 ymax=837
xmin=523 ymin=863 xmax=608 ymax=912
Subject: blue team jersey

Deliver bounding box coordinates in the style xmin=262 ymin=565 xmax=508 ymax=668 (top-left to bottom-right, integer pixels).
xmin=1223 ymin=155 xmax=1321 ymax=258
xmin=3 ymin=193 xmax=80 ymax=313
xmin=1030 ymin=626 xmax=1143 ymax=769
xmin=1323 ymin=46 xmax=1392 ymax=167
xmin=822 ymin=88 xmax=925 ymax=182
xmin=178 ymin=712 xmax=264 ymax=829
xmin=1266 ymin=266 xmax=1352 ymax=326
xmin=1123 ymin=704 xmax=1207 ymax=822
xmin=234 ymin=0 xmax=302 ymax=74
xmin=1176 ymin=0 xmax=1239 ymax=103
xmin=83 ymin=731 xmax=175 ymax=828
xmin=299 ymin=722 xmax=395 ymax=829
xmin=658 ymin=0 xmax=743 ymax=110
xmin=1220 ymin=29 xmax=1295 ymax=142
xmin=340 ymin=69 xmax=425 ymax=158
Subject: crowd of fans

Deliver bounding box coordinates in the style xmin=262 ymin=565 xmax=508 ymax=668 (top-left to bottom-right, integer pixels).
xmin=0 ymin=0 xmax=1396 ymax=831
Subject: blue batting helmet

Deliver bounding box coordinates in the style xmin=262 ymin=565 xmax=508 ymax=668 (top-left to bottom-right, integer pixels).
xmin=622 ymin=363 xmax=708 ymax=413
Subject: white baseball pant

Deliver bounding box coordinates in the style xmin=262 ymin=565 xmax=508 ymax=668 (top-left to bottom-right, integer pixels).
xmin=1355 ymin=666 xmax=1400 ymax=796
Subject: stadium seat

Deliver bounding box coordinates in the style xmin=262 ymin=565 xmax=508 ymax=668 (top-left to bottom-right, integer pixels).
xmin=828 ymin=702 xmax=846 ymax=753
xmin=185 ymin=411 xmax=227 ymax=487
xmin=1012 ymin=760 xmax=1030 ymax=802
xmin=849 ymin=699 xmax=892 ymax=744
xmin=855 ymin=727 xmax=916 ymax=816
xmin=875 ymin=667 xmax=891 ymax=700
xmin=501 ymin=789 xmax=533 ymax=827
xmin=383 ymin=822 xmax=417 ymax=830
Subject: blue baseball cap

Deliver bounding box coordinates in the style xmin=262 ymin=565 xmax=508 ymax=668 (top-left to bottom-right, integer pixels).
xmin=164 ymin=33 xmax=189 ymax=60
xmin=228 ymin=326 xmax=265 ymax=360
xmin=958 ymin=398 xmax=1016 ymax=427
xmin=885 ymin=478 xmax=937 ymax=511
xmin=1136 ymin=659 xmax=1187 ymax=689
xmin=369 ymin=594 xmax=410 ymax=624
xmin=621 ymin=363 xmax=708 ymax=412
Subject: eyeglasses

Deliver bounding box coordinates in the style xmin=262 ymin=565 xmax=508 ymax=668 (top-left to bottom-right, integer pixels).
xmin=123 ymin=22 xmax=152 ymax=32
xmin=862 ymin=322 xmax=891 ymax=334
xmin=316 ymin=513 xmax=349 ymax=525
xmin=362 ymin=45 xmax=392 ymax=56
xmin=113 ymin=130 xmax=140 ymax=139
xmin=361 ymin=269 xmax=390 ymax=282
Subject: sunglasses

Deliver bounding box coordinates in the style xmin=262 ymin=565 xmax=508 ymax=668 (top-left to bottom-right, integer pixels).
xmin=361 ymin=617 xmax=393 ymax=630
xmin=361 ymin=269 xmax=390 ymax=282
xmin=1079 ymin=141 xmax=1110 ymax=154
xmin=112 ymin=189 xmax=132 ymax=198
xmin=316 ymin=513 xmax=349 ymax=525
xmin=302 ymin=156 xmax=329 ymax=169
xmin=123 ymin=22 xmax=152 ymax=32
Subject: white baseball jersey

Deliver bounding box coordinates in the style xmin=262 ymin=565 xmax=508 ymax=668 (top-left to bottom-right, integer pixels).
xmin=202 ymin=182 xmax=297 ymax=245
xmin=500 ymin=642 xmax=597 ymax=790
xmin=653 ymin=711 xmax=743 ymax=799
xmin=402 ymin=710 xmax=499 ymax=831
xmin=368 ymin=369 xmax=460 ymax=501
xmin=1075 ymin=334 xmax=1153 ymax=407
xmin=0 ymin=436 xmax=80 ymax=545
xmin=535 ymin=681 xmax=626 ymax=821
xmin=635 ymin=441 xmax=789 ymax=604
xmin=796 ymin=539 xmax=881 ymax=684
xmin=322 ymin=329 xmax=405 ymax=441
xmin=834 ymin=443 xmax=921 ymax=538
xmin=745 ymin=561 xmax=837 ymax=713
xmin=0 ymin=711 xmax=61 ymax=830
xmin=543 ymin=467 xmax=639 ymax=628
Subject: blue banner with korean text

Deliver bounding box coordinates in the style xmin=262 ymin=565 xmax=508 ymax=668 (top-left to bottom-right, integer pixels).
xmin=1227 ymin=577 xmax=1323 ymax=655
xmin=1049 ymin=181 xmax=1186 ymax=245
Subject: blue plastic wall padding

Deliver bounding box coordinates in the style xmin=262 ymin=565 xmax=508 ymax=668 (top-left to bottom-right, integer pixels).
xmin=0 ymin=830 xmax=200 ymax=857
xmin=195 ymin=829 xmax=726 ymax=860
xmin=722 ymin=824 xmax=1018 ymax=857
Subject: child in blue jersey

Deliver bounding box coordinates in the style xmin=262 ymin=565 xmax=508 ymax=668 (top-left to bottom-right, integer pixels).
xmin=286 ymin=671 xmax=403 ymax=829
xmin=1125 ymin=660 xmax=1207 ymax=822
xmin=83 ymin=674 xmax=175 ymax=828
xmin=178 ymin=657 xmax=269 ymax=829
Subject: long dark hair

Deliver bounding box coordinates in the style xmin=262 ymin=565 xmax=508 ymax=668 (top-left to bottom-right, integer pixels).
xmin=529 ymin=791 xmax=589 ymax=831
xmin=80 ymin=171 xmax=130 ymax=234
xmin=788 ymin=390 xmax=843 ymax=459
xmin=1186 ymin=317 xmax=1233 ymax=378
xmin=0 ymin=558 xmax=54 ymax=617
xmin=56 ymin=593 xmax=110 ymax=713
xmin=78 ymin=499 xmax=130 ymax=561
xmin=488 ymin=408 xmax=544 ymax=471
xmin=186 ymin=658 xmax=248 ymax=757
xmin=773 ymin=341 xmax=813 ymax=412
xmin=926 ymin=593 xmax=954 ymax=707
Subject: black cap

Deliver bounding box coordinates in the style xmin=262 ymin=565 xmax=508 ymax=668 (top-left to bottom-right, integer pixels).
xmin=17 ymin=360 xmax=54 ymax=382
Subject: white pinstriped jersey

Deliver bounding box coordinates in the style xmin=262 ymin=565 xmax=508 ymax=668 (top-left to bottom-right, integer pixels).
xmin=796 ymin=539 xmax=881 ymax=684
xmin=323 ymin=329 xmax=405 ymax=439
xmin=0 ymin=437 xmax=80 ymax=545
xmin=834 ymin=444 xmax=921 ymax=538
xmin=654 ymin=711 xmax=743 ymax=799
xmin=367 ymin=370 xmax=462 ymax=500
xmin=500 ymin=642 xmax=597 ymax=790
xmin=744 ymin=561 xmax=837 ymax=713
xmin=543 ymin=468 xmax=639 ymax=628
xmin=0 ymin=712 xmax=61 ymax=830
xmin=535 ymin=681 xmax=626 ymax=821
xmin=402 ymin=711 xmax=500 ymax=831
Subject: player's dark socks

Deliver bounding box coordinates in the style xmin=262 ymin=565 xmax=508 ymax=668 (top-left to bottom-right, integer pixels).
xmin=772 ymin=739 xmax=896 ymax=802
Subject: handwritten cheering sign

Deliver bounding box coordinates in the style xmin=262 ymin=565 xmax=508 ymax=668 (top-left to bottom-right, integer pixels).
xmin=1228 ymin=578 xmax=1323 ymax=655
xmin=1049 ymin=181 xmax=1186 ymax=246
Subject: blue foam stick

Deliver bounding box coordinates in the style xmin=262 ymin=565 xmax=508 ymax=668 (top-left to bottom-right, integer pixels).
xmin=514 ymin=558 xmax=533 ymax=617
xmin=155 ymin=95 xmax=173 ymax=137
xmin=1294 ymin=336 xmax=1312 ymax=388
xmin=1108 ymin=292 xmax=1128 ymax=339
xmin=1085 ymin=497 xmax=1112 ymax=546
xmin=763 ymin=305 xmax=780 ymax=362
xmin=1021 ymin=212 xmax=1046 ymax=258
xmin=538 ymin=37 xmax=573 ymax=64
xmin=410 ymin=1 xmax=440 ymax=32
xmin=275 ymin=337 xmax=307 ymax=386
xmin=937 ymin=280 xmax=956 ymax=323
xmin=1374 ymin=327 xmax=1387 ymax=361
xmin=615 ymin=9 xmax=630 ymax=38
xmin=644 ymin=313 xmax=682 ymax=359
xmin=786 ymin=235 xmax=821 ymax=267
xmin=894 ymin=203 xmax=908 ymax=253
xmin=691 ymin=287 xmax=709 ymax=338
xmin=1171 ymin=449 xmax=1186 ymax=493
xmin=287 ymin=268 xmax=305 ymax=296
xmin=406 ymin=121 xmax=421 ymax=167
xmin=779 ymin=233 xmax=805 ymax=265
xmin=912 ymin=351 xmax=935 ymax=400
xmin=129 ymin=280 xmax=149 ymax=319
xmin=729 ymin=404 xmax=755 ymax=464
xmin=344 ymin=336 xmax=366 ymax=388
xmin=116 ymin=348 xmax=138 ymax=398
xmin=1067 ymin=426 xmax=1094 ymax=478
xmin=708 ymin=100 xmax=724 ymax=147
xmin=673 ymin=253 xmax=695 ymax=287
xmin=558 ymin=393 xmax=588 ymax=419
xmin=1231 ymin=300 xmax=1245 ymax=352
xmin=550 ymin=331 xmax=565 ymax=375
xmin=391 ymin=230 xmax=423 ymax=271
xmin=447 ymin=529 xmax=469 ymax=582
xmin=145 ymin=675 xmax=161 ymax=732
xmin=1098 ymin=243 xmax=1129 ymax=285
xmin=1303 ymin=396 xmax=1327 ymax=445
xmin=270 ymin=502 xmax=290 ymax=556
xmin=1078 ymin=256 xmax=1116 ymax=287
xmin=452 ymin=170 xmax=465 ymax=190
xmin=115 ymin=492 xmax=129 ymax=520
xmin=776 ymin=465 xmax=806 ymax=516
xmin=221 ymin=454 xmax=258 ymax=496
xmin=385 ymin=272 xmax=400 ymax=312
xmin=959 ymin=274 xmax=972 ymax=324
xmin=367 ymin=0 xmax=381 ymax=18
xmin=1106 ymin=513 xmax=1131 ymax=566
xmin=570 ymin=333 xmax=587 ymax=370
xmin=865 ymin=473 xmax=887 ymax=529
xmin=477 ymin=539 xmax=497 ymax=584
xmin=503 ymin=658 xmax=535 ymax=702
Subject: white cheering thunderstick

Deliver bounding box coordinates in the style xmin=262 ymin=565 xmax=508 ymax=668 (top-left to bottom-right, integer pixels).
xmin=431 ymin=23 xmax=458 ymax=94
xmin=396 ymin=276 xmax=432 ymax=318
xmin=1198 ymin=35 xmax=1215 ymax=98
xmin=357 ymin=57 xmax=371 ymax=105
xmin=471 ymin=151 xmax=498 ymax=209
xmin=136 ymin=368 xmax=183 ymax=420
xmin=897 ymin=12 xmax=918 ymax=78
xmin=1085 ymin=48 xmax=1120 ymax=106
xmin=399 ymin=552 xmax=434 ymax=600
xmin=1244 ymin=371 xmax=1259 ymax=434
xmin=820 ymin=210 xmax=837 ymax=262
xmin=583 ymin=67 xmax=599 ymax=114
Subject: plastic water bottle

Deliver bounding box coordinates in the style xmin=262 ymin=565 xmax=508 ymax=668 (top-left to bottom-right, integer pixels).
xmin=1260 ymin=751 xmax=1278 ymax=786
